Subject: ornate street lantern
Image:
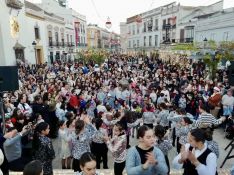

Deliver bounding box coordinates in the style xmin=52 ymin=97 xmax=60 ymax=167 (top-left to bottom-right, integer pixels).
xmin=105 ymin=17 xmax=112 ymax=29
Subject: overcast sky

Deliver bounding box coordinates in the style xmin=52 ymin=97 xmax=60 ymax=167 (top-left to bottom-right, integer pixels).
xmin=68 ymin=0 xmax=234 ymax=33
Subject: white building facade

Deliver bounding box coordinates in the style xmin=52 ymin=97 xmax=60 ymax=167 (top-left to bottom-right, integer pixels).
xmin=195 ymin=8 xmax=234 ymax=43
xmin=119 ymin=22 xmax=128 ymax=53
xmin=0 ymin=0 xmax=29 ymax=65
xmin=122 ymin=0 xmax=234 ymax=53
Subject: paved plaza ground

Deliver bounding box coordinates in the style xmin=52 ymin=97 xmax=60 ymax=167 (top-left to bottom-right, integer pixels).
xmin=52 ymin=128 xmax=233 ymax=170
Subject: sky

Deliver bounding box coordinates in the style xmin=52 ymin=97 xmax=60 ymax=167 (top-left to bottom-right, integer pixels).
xmin=68 ymin=0 xmax=234 ymax=33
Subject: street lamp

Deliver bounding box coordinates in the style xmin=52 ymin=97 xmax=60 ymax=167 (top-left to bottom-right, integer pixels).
xmin=32 ymin=41 xmax=37 ymax=64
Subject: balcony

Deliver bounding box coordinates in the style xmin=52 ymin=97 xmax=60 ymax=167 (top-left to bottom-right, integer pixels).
xmin=66 ymin=42 xmax=75 ymax=47
xmin=162 ymin=24 xmax=171 ymax=30
xmin=48 ymin=42 xmax=74 ymax=47
xmin=185 ymin=38 xmax=194 ymax=43
xmin=77 ymin=43 xmax=87 ymax=47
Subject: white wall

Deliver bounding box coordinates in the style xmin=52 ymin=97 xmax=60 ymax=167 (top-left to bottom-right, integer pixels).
xmin=24 ymin=15 xmax=47 ymax=64
xmin=195 ymin=10 xmax=234 ymax=42
xmin=0 ymin=0 xmax=27 ymax=66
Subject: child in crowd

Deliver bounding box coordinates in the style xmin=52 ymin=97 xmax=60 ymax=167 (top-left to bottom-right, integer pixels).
xmin=32 ymin=122 xmax=55 ymax=175
xmin=71 ymin=117 xmax=96 ymax=172
xmin=91 ymin=118 xmax=108 ymax=169
xmin=175 ymin=117 xmax=193 ymax=153
xmin=58 ymin=120 xmax=72 ymax=169
xmin=105 ymin=122 xmax=127 ymax=175
xmin=75 ymin=152 xmax=99 ymax=175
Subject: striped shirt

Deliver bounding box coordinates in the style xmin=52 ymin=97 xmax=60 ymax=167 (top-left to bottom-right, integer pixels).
xmin=195 ymin=113 xmax=223 ymax=128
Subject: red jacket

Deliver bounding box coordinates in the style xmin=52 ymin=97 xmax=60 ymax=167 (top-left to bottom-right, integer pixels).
xmin=69 ymin=95 xmax=79 ymax=108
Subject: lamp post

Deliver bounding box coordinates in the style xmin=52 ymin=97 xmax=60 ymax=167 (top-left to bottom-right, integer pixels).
xmin=32 ymin=41 xmax=37 ymax=64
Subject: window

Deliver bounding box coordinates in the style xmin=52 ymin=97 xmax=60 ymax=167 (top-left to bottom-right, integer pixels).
xmin=210 ymin=33 xmax=215 ymax=40
xmin=133 ymin=40 xmax=135 ymax=48
xmin=55 ymin=32 xmax=59 ymax=46
xmin=67 ymin=34 xmax=69 ymax=42
xmin=137 ymin=40 xmax=139 ymax=47
xmin=129 ymin=40 xmax=131 ymax=48
xmin=149 ymin=36 xmax=152 ymax=46
xmin=144 ymin=36 xmax=146 ymax=46
xmin=154 ymin=19 xmax=158 ymax=31
xmin=148 ymin=18 xmax=153 ymax=32
xmin=132 ymin=25 xmax=135 ymax=35
xmin=48 ymin=31 xmax=52 ymax=46
xmin=137 ymin=25 xmax=139 ymax=34
xmin=128 ymin=26 xmax=131 ymax=35
xmin=34 ymin=27 xmax=40 ymax=39
xmin=223 ymin=32 xmax=229 ymax=41
xmin=163 ymin=19 xmax=166 ymax=29
xmin=143 ymin=22 xmax=146 ymax=32
xmin=155 ymin=35 xmax=158 ymax=47
xmin=84 ymin=37 xmax=86 ymax=44
xmin=70 ymin=35 xmax=73 ymax=43
xmin=61 ymin=33 xmax=64 ymax=46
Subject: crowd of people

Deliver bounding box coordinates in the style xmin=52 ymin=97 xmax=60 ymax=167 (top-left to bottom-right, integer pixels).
xmin=0 ymin=53 xmax=234 ymax=175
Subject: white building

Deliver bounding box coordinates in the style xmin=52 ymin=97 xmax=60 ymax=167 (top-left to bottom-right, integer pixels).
xmin=178 ymin=1 xmax=224 ymax=43
xmin=100 ymin=28 xmax=111 ymax=50
xmin=24 ymin=0 xmax=47 ymax=64
xmin=122 ymin=0 xmax=234 ymax=54
xmin=119 ymin=22 xmax=128 ymax=53
xmin=72 ymin=9 xmax=87 ymax=50
xmin=0 ymin=0 xmax=29 ymax=65
xmin=194 ymin=7 xmax=234 ymax=43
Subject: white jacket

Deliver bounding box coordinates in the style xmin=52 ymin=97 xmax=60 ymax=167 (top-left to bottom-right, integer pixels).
xmin=0 ymin=149 xmax=4 ymax=175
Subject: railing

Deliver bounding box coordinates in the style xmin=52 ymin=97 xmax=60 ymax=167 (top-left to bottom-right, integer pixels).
xmin=48 ymin=42 xmax=74 ymax=47
xmin=185 ymin=38 xmax=194 ymax=43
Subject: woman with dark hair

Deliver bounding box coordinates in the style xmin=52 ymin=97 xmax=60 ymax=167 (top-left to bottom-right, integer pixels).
xmin=75 ymin=152 xmax=99 ymax=175
xmin=142 ymin=103 xmax=155 ymax=129
xmin=195 ymin=104 xmax=226 ymax=128
xmin=71 ymin=118 xmax=96 ymax=172
xmin=23 ymin=160 xmax=43 ymax=175
xmin=175 ymin=117 xmax=193 ymax=153
xmin=154 ymin=125 xmax=172 ymax=175
xmin=203 ymin=127 xmax=219 ymax=158
xmin=105 ymin=121 xmax=127 ymax=175
xmin=91 ymin=118 xmax=108 ymax=169
xmin=126 ymin=125 xmax=168 ymax=175
xmin=173 ymin=128 xmax=217 ymax=175
xmin=32 ymin=122 xmax=55 ymax=175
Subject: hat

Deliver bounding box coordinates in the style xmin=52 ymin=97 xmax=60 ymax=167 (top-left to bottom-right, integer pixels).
xmin=214 ymin=87 xmax=220 ymax=92
xmin=107 ymin=93 xmax=111 ymax=97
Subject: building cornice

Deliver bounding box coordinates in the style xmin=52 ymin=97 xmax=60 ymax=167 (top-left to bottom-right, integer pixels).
xmin=25 ymin=12 xmax=45 ymax=20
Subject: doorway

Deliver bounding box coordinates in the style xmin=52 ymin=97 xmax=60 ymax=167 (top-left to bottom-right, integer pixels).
xmin=36 ymin=49 xmax=43 ymax=64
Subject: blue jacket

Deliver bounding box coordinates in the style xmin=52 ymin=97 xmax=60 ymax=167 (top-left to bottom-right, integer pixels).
xmin=126 ymin=146 xmax=168 ymax=175
xmin=3 ymin=134 xmax=22 ymax=162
